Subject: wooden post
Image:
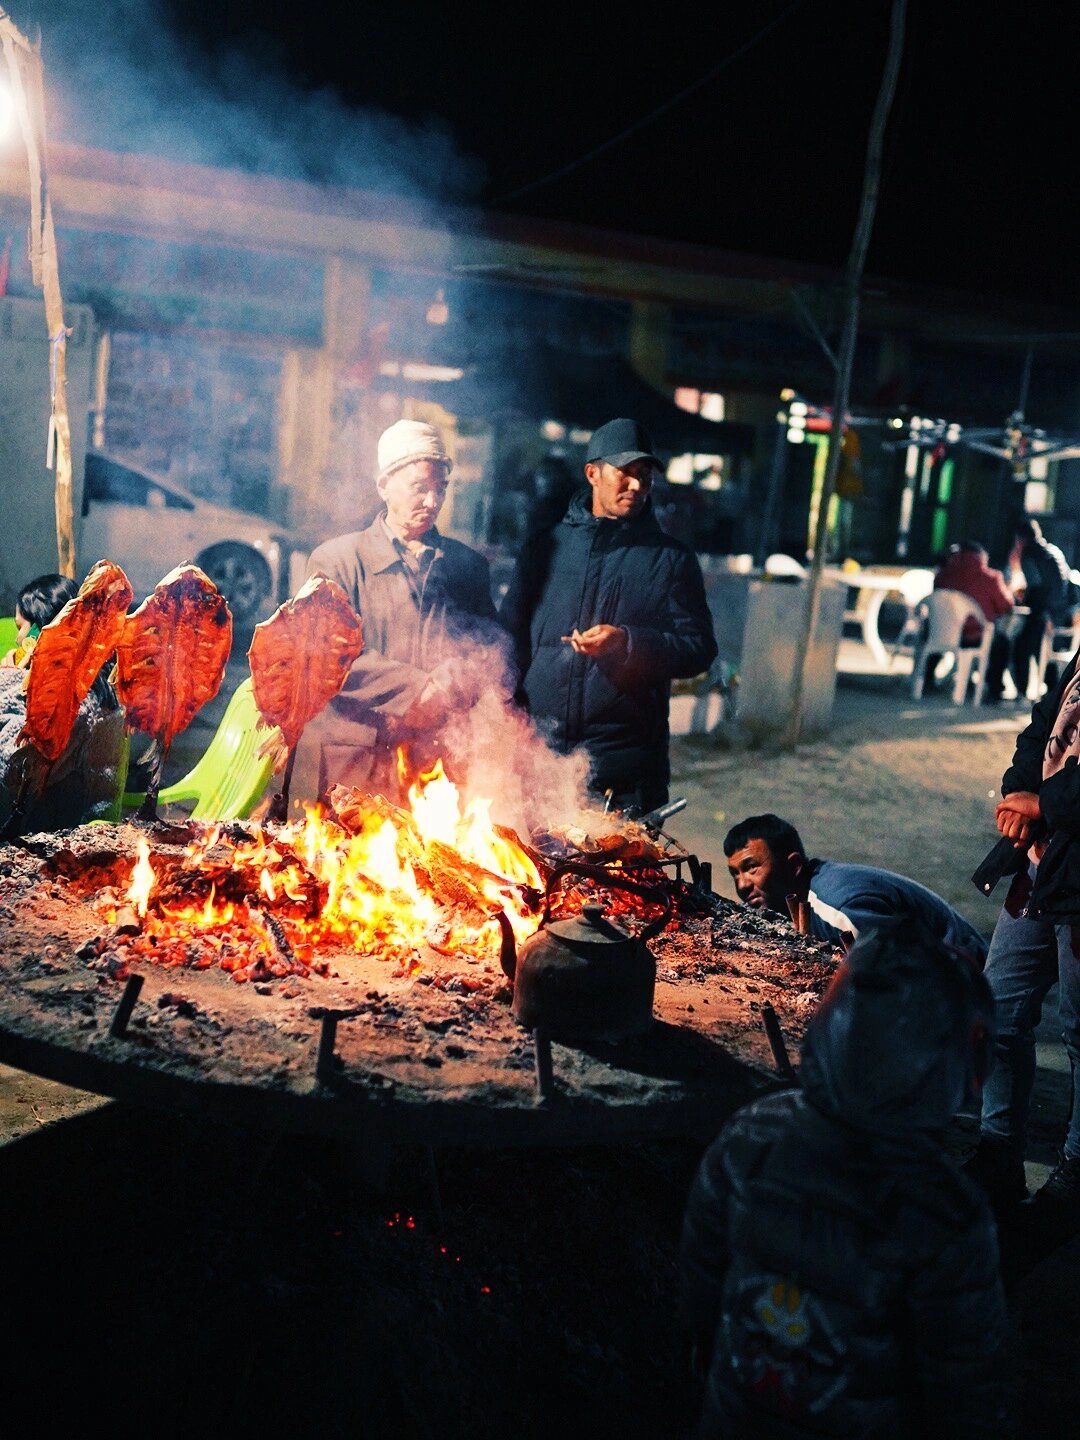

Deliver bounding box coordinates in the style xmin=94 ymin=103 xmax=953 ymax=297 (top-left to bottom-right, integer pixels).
xmin=1 ymin=10 xmax=76 ymax=578
xmin=783 ymin=0 xmax=907 ymax=746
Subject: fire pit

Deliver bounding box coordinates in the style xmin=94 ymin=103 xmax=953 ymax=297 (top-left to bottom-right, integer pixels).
xmin=0 ymin=799 xmax=838 ymax=1148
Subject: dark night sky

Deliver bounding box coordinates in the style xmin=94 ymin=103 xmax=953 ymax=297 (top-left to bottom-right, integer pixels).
xmin=16 ymin=0 xmax=1080 ymax=308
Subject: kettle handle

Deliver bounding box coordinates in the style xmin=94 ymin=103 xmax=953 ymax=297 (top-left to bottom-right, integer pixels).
xmin=542 ymin=861 xmax=673 ymax=942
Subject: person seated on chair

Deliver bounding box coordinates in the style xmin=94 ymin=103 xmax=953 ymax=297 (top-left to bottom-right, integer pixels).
xmin=0 ymin=573 xmax=123 ymax=834
xmin=922 ymin=540 xmax=1013 ymax=699
xmin=724 ymin=813 xmax=988 ymax=964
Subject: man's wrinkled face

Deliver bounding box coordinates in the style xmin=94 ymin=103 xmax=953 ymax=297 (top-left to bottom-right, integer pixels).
xmin=727 ymin=838 xmax=800 ymax=913
xmin=379 ymin=460 xmax=450 ymax=542
xmin=585 ymin=458 xmax=654 ymax=520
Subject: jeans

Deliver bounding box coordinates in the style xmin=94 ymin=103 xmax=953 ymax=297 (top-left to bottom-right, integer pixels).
xmin=980 ymin=869 xmax=1080 ymax=1161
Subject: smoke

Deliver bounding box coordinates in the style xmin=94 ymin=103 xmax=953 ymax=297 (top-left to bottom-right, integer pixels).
xmin=430 ymin=629 xmax=594 ymax=838
xmin=14 ymin=0 xmax=485 ymax=204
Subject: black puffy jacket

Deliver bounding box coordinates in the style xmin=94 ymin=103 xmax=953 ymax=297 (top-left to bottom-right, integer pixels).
xmin=498 ymin=490 xmax=717 ymax=805
xmin=680 ymin=938 xmax=1013 ymax=1440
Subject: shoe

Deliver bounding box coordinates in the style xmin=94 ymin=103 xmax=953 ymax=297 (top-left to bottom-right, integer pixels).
xmin=962 ymin=1136 xmax=1028 ymax=1208
xmin=1024 ymin=1153 xmax=1080 ymax=1233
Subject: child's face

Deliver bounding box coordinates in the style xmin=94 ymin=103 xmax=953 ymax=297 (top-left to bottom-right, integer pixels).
xmin=15 ymin=608 xmax=31 ymax=641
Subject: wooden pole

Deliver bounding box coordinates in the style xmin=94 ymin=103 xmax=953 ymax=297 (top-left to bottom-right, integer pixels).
xmin=783 ymin=0 xmax=907 ymax=746
xmin=1 ymin=10 xmax=76 ymax=579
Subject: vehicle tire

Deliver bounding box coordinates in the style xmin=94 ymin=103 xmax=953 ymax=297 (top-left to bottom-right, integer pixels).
xmin=196 ymin=544 xmax=270 ymax=625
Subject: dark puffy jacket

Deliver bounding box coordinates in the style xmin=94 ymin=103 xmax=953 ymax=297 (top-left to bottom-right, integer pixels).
xmin=1019 ymin=536 xmax=1070 ymax=620
xmin=680 ymin=937 xmax=1012 ymax=1439
xmin=498 ymin=490 xmax=716 ymax=802
xmin=978 ymin=648 xmax=1080 ymax=921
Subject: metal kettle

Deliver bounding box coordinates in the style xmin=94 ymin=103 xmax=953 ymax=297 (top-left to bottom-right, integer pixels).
xmin=497 ymin=862 xmax=672 ymax=1043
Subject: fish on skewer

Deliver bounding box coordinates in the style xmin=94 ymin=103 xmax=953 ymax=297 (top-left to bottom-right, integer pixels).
xmin=115 ymin=564 xmax=232 ymax=819
xmin=248 ymin=576 xmax=364 ymax=820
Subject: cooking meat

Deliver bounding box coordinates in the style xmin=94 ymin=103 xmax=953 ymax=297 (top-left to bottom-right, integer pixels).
xmin=248 ymin=576 xmax=363 ymax=753
xmin=20 ymin=560 xmax=133 ymax=761
xmin=115 ymin=564 xmax=233 ymax=750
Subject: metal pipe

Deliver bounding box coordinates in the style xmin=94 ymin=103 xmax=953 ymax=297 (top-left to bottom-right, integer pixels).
xmin=761 ymin=1002 xmax=796 ymax=1082
xmin=533 ymin=1027 xmax=555 ymax=1102
xmin=316 ymin=1012 xmax=339 ymax=1085
xmin=785 ymin=893 xmax=801 ymax=927
xmin=109 ymin=973 xmax=144 ymax=1038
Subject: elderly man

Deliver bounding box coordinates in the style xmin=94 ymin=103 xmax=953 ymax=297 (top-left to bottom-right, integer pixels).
xmin=297 ymin=418 xmax=499 ymax=801
xmin=724 ymin=813 xmax=988 ymax=964
xmin=498 ymin=417 xmax=717 ymax=815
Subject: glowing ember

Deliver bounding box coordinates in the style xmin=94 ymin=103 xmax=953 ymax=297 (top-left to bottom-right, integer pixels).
xmin=108 ymin=761 xmax=544 ymax=978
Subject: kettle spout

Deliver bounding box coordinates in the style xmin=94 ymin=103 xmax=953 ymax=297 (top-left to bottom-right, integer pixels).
xmin=494 ymin=909 xmax=517 ymax=981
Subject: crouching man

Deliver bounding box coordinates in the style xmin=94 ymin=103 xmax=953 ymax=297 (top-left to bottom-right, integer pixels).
xmin=724 ymin=812 xmax=988 ymax=966
xmin=679 ymin=923 xmax=1013 ymax=1439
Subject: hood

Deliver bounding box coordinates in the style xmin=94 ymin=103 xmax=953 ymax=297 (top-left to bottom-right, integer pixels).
xmin=563 ymin=487 xmax=657 ymax=528
xmin=799 ymin=920 xmax=995 ymax=1137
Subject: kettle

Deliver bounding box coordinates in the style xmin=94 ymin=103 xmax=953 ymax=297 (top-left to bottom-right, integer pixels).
xmin=497 ymin=862 xmax=672 ymax=1043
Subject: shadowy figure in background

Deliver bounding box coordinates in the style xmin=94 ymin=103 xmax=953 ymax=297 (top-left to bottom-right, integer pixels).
xmin=924 ymin=540 xmax=1013 ymax=700
xmin=1009 ymin=518 xmax=1070 ymax=699
xmin=524 ymin=455 xmax=578 ymax=536
xmin=724 ymin=813 xmax=989 ymax=964
xmin=1 ymin=573 xmax=79 ymax=672
xmin=680 ymin=922 xmax=1013 ymax=1439
xmin=499 ymin=418 xmax=716 ymax=816
xmin=298 ymin=419 xmax=501 ymax=803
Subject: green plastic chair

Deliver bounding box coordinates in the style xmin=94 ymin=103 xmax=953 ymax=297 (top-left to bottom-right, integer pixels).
xmin=0 ymin=615 xmax=19 ymax=658
xmin=122 ymin=676 xmax=279 ymax=821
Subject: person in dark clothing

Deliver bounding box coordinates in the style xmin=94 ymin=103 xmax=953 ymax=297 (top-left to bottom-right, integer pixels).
xmin=680 ymin=922 xmax=1013 ymax=1440
xmin=965 ymin=645 xmax=1080 ymax=1226
xmin=498 ymin=417 xmax=717 ymax=814
xmin=1009 ymin=517 xmax=1070 ymax=700
xmin=524 ymin=455 xmax=577 ymax=535
xmin=724 ymin=813 xmax=988 ymax=964
xmin=923 ymin=540 xmax=1013 ymax=700
xmin=296 ymin=419 xmax=501 ymax=803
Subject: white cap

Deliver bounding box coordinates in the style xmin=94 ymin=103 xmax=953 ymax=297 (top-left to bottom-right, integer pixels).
xmin=376 ymin=419 xmax=453 ymax=482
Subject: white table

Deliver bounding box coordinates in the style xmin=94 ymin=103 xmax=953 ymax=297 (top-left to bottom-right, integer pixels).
xmin=825 ymin=567 xmax=934 ymax=670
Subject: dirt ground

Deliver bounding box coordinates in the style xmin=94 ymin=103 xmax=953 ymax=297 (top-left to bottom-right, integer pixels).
xmin=2 ymin=672 xmax=1078 ymax=1438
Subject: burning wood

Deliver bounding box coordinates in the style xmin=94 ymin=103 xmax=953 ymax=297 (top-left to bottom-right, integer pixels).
xmin=115 ymin=565 xmax=233 ymax=817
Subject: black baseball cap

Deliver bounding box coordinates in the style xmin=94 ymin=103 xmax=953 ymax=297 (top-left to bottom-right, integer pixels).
xmin=586 ymin=418 xmax=659 ymax=468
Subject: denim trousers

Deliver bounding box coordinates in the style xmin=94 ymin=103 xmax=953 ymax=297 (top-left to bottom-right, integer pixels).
xmin=980 ymin=870 xmax=1080 ymax=1160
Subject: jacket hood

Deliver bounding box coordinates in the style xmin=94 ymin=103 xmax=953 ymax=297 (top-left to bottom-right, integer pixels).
xmin=799 ymin=920 xmax=995 ymax=1137
xmin=564 ymin=488 xmax=656 ymax=527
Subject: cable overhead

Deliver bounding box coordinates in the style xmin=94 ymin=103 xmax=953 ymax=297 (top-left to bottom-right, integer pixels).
xmin=491 ymin=0 xmax=810 ymax=207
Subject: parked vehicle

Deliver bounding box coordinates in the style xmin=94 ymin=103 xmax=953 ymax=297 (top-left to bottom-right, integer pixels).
xmin=80 ymin=451 xmax=287 ymax=625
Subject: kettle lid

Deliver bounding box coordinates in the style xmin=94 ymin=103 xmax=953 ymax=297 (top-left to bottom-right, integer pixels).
xmin=545 ymin=902 xmax=631 ymax=946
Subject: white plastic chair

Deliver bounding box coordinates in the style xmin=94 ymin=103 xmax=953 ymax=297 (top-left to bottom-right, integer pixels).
xmin=764 ymin=553 xmax=808 ymax=579
xmin=910 ymin=589 xmax=993 ymax=704
xmin=1035 ymin=616 xmax=1080 ymax=697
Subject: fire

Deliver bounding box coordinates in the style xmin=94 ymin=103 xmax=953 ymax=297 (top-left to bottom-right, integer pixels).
xmin=128 ymin=836 xmax=157 ymax=918
xmin=114 ymin=761 xmax=544 ymax=979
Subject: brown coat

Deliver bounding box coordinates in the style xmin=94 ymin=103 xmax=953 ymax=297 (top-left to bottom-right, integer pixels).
xmin=295 ymin=515 xmax=499 ymax=798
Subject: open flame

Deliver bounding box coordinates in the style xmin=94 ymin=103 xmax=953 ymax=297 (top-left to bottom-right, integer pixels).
xmin=113 ymin=759 xmax=544 ymax=978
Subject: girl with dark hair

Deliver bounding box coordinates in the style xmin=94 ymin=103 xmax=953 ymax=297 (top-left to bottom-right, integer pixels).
xmin=2 ymin=573 xmax=78 ymax=669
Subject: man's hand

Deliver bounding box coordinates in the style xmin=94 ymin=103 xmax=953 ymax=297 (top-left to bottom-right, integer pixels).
xmin=561 ymin=624 xmax=628 ymax=657
xmin=400 ymin=679 xmax=449 ymax=734
xmin=996 ymin=790 xmax=1041 ymax=847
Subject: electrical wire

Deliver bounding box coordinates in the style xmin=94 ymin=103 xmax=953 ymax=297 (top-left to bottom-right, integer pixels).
xmin=490 ymin=0 xmax=810 ymax=207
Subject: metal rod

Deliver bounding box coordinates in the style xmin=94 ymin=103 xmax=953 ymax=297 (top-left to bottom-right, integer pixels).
xmin=316 ymin=1013 xmax=339 ymax=1084
xmin=109 ymin=973 xmax=144 ymax=1038
xmin=785 ymin=893 xmax=801 ymax=926
xmin=532 ymin=1027 xmax=555 ymax=1102
xmin=761 ymin=1002 xmax=796 ymax=1082
xmin=698 ymin=860 xmax=712 ymax=892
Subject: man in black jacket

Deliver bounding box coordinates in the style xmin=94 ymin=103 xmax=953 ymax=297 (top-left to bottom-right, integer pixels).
xmin=680 ymin=924 xmax=1013 ymax=1440
xmin=1009 ymin=517 xmax=1071 ymax=698
xmin=967 ymin=647 xmax=1080 ymax=1225
xmin=498 ymin=418 xmax=717 ymax=814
